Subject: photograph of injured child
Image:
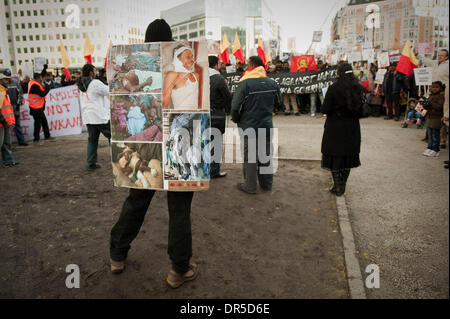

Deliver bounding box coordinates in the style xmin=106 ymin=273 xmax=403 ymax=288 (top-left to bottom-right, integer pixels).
xmin=163 ymin=112 xmax=211 ymax=181
xmin=111 ymin=142 xmax=163 ymax=190
xmin=110 ymin=94 xmax=163 ymax=142
xmin=107 ymin=43 xmax=162 ymax=94
xmin=161 ymin=40 xmax=209 ymax=110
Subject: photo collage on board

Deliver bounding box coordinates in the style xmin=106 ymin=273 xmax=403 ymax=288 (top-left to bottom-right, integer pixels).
xmin=107 ymin=41 xmax=211 ymax=191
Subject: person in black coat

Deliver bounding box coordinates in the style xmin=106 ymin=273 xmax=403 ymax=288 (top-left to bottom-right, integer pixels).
xmin=209 ymin=55 xmax=232 ymax=178
xmin=321 ymin=63 xmax=365 ymax=196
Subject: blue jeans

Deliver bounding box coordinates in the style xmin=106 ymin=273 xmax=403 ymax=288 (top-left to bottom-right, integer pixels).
xmin=427 ymin=127 xmax=441 ymax=152
xmin=407 ymin=111 xmax=424 ymax=121
xmin=0 ymin=126 xmax=15 ymax=165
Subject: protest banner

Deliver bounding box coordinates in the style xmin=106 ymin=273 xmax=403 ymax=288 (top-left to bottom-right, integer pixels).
xmin=333 ymin=40 xmax=346 ymax=51
xmin=416 ymin=42 xmax=434 ymax=55
xmin=224 ymin=66 xmax=338 ymax=95
xmin=290 ymin=55 xmax=318 ymax=72
xmin=378 ymin=52 xmax=390 ymax=68
xmin=355 ymin=35 xmax=366 ymax=44
xmin=363 ymin=49 xmax=376 ymax=64
xmin=414 ymin=67 xmax=433 ymax=86
xmin=389 ymin=53 xmax=401 ymax=63
xmin=12 ymin=85 xmax=82 ymax=142
xmin=107 ymin=41 xmax=211 ymax=192
xmin=22 ymin=61 xmax=33 ymax=78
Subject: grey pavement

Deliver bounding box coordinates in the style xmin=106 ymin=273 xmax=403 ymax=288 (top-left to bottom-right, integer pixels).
xmin=264 ymin=114 xmax=449 ymax=299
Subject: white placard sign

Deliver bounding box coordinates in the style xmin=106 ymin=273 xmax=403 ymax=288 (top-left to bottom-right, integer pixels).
xmin=378 ymin=52 xmax=390 ymax=68
xmin=348 ymin=52 xmax=362 ymax=64
xmin=12 ymin=85 xmax=82 ymax=142
xmin=414 ymin=67 xmax=433 ymax=86
xmin=374 ymin=69 xmax=387 ymax=84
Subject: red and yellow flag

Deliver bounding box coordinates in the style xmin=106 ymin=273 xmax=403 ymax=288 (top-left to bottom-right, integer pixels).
xmin=83 ymin=34 xmax=95 ymax=64
xmin=290 ymin=55 xmax=318 ymax=72
xmin=257 ymin=36 xmax=266 ymax=66
xmin=396 ymin=40 xmax=419 ymax=76
xmin=220 ymin=33 xmax=230 ymax=65
xmin=232 ymin=32 xmax=244 ymax=64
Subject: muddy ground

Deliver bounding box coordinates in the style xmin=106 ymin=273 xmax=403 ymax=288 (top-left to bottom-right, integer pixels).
xmin=0 ymin=136 xmax=348 ymax=299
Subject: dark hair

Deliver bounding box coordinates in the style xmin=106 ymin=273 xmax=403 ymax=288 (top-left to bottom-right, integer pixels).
xmin=248 ymin=56 xmax=264 ymax=68
xmin=432 ymin=81 xmax=443 ymax=90
xmin=145 ymin=19 xmax=173 ymax=42
xmin=33 ymin=73 xmax=42 ymax=80
xmin=208 ymin=55 xmax=219 ymax=69
xmin=335 ymin=63 xmax=364 ymax=113
xmin=82 ymin=64 xmax=96 ymax=77
xmin=440 ymin=49 xmax=449 ymax=57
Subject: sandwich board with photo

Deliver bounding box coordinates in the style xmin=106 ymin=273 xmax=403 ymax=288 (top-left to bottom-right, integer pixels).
xmin=108 ymin=40 xmax=211 ymax=192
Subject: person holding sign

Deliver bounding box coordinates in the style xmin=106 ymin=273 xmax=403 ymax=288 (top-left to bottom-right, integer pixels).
xmin=109 ymin=19 xmax=199 ymax=289
xmin=77 ymin=64 xmax=111 ymax=171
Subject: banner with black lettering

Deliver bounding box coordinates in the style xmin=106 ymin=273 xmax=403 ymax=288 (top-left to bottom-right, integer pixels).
xmin=224 ymin=66 xmax=338 ymax=95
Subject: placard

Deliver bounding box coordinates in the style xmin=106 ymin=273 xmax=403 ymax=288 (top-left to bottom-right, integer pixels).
xmin=416 ymin=42 xmax=434 ymax=55
xmin=12 ymin=85 xmax=82 ymax=142
xmin=414 ymin=67 xmax=433 ymax=86
xmin=348 ymin=52 xmax=362 ymax=64
xmin=378 ymin=52 xmax=390 ymax=68
xmin=107 ymin=41 xmax=211 ymax=192
xmin=312 ymin=31 xmax=323 ymax=43
xmin=375 ymin=69 xmax=387 ymax=84
xmin=34 ymin=57 xmax=47 ymax=74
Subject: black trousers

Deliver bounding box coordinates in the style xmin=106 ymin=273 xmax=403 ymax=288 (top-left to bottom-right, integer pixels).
xmin=386 ymin=93 xmax=401 ymax=117
xmin=30 ymin=108 xmax=50 ymax=141
xmin=87 ymin=123 xmax=111 ymax=168
xmin=110 ymin=189 xmax=194 ymax=274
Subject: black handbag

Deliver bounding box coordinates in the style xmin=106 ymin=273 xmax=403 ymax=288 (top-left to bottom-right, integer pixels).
xmin=359 ymin=94 xmax=371 ymax=118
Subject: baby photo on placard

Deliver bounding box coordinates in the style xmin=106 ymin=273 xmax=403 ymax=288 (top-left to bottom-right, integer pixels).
xmin=111 ymin=142 xmax=163 ymax=190
xmin=110 ymin=94 xmax=162 ymax=142
xmin=107 ymin=43 xmax=162 ymax=94
xmin=161 ymin=41 xmax=210 ymax=110
xmin=163 ymin=112 xmax=210 ymax=182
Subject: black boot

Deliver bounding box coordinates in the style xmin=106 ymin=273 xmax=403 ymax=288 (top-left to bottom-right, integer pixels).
xmin=331 ymin=171 xmax=343 ymax=196
xmin=339 ymin=169 xmax=351 ymax=196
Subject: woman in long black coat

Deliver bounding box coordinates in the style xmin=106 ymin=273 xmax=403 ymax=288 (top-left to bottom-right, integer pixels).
xmin=321 ymin=63 xmax=365 ymax=196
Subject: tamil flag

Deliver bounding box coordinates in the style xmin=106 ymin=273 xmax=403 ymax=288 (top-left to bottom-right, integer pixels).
xmin=396 ymin=40 xmax=419 ymax=76
xmin=59 ymin=40 xmax=71 ymax=81
xmin=220 ymin=33 xmax=230 ymax=65
xmin=290 ymin=55 xmax=318 ymax=72
xmin=232 ymin=32 xmax=244 ymax=64
xmin=257 ymin=36 xmax=266 ymax=66
xmin=84 ymin=34 xmax=95 ymax=65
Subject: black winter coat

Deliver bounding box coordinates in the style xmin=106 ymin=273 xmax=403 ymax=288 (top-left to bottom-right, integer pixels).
xmin=210 ymin=73 xmax=232 ymax=114
xmin=231 ymin=77 xmax=281 ymax=131
xmin=321 ymin=82 xmax=362 ymax=156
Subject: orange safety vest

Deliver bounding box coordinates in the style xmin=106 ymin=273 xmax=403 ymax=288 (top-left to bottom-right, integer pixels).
xmin=0 ymin=93 xmax=16 ymax=127
xmin=27 ymin=80 xmax=46 ymax=109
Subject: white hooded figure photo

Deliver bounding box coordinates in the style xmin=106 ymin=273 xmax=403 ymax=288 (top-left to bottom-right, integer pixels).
xmin=162 ymin=41 xmax=209 ymax=110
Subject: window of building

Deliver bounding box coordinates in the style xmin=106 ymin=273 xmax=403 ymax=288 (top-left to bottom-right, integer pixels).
xmin=189 ymin=22 xmax=197 ymax=30
xmin=180 ymin=34 xmax=187 ymax=40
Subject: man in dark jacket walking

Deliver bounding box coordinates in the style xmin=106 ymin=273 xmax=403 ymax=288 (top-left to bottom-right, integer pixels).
xmin=231 ymin=56 xmax=281 ymax=194
xmin=209 ymin=55 xmax=232 ymax=178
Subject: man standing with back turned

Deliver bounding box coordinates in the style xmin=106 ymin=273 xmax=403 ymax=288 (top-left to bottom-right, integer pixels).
xmin=77 ymin=64 xmax=111 ymax=171
xmin=231 ymin=56 xmax=281 ymax=194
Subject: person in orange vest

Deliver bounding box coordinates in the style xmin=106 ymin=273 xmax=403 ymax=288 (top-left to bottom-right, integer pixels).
xmin=0 ymin=72 xmax=18 ymax=167
xmin=28 ymin=72 xmax=52 ymax=143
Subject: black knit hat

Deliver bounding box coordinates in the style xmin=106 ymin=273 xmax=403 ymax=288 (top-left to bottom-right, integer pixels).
xmin=145 ymin=19 xmax=173 ymax=42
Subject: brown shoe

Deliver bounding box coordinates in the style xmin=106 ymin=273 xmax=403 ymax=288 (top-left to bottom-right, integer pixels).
xmin=110 ymin=258 xmax=125 ymax=274
xmin=167 ymin=262 xmax=199 ymax=288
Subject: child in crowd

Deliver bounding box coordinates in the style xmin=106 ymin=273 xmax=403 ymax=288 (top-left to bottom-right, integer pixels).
xmin=423 ymin=81 xmax=445 ymax=157
xmin=402 ymin=98 xmax=425 ymax=129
